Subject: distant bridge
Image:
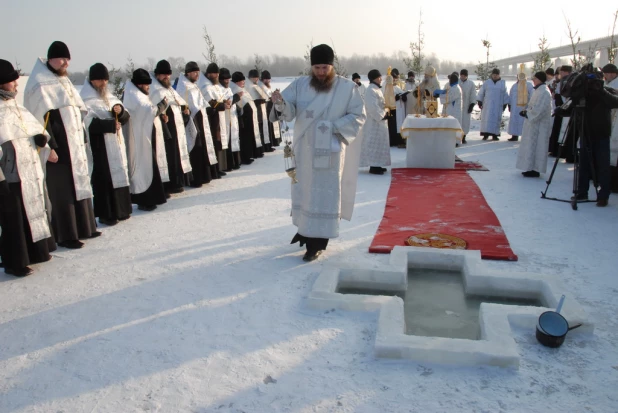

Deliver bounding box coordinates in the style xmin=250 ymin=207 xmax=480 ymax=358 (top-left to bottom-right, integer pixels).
xmin=492 ymin=35 xmax=617 ymax=74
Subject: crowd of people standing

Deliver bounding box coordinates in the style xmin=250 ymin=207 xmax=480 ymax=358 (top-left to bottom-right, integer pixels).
xmin=0 ymin=41 xmax=283 ymax=276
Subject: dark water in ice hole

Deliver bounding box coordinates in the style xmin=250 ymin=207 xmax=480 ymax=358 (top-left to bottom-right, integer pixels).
xmin=338 ymin=268 xmax=543 ymax=340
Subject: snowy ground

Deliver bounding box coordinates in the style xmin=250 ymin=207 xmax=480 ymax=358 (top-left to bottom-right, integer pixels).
xmin=2 ymin=92 xmax=618 ymax=412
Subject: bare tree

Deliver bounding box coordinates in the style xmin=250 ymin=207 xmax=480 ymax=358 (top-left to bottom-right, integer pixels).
xmin=475 ymin=39 xmax=496 ymax=85
xmin=564 ymin=13 xmax=587 ymax=70
xmin=254 ymin=53 xmax=263 ymax=74
xmin=331 ymin=41 xmax=348 ymax=77
xmin=403 ymin=9 xmax=425 ymax=75
xmin=202 ymin=26 xmax=218 ymax=64
xmin=124 ymin=56 xmax=135 ymax=79
xmin=532 ymin=36 xmax=552 ymax=74
xmin=299 ymin=41 xmax=314 ymax=75
xmin=609 ymin=9 xmax=618 ymax=64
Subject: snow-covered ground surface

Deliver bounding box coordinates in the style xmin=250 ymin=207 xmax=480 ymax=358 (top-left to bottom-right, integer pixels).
xmin=2 ymin=81 xmax=618 ymax=412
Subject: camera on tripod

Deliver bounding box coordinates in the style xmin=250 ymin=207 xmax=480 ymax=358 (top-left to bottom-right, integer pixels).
xmin=541 ymin=63 xmax=605 ymax=210
xmin=560 ymin=63 xmax=604 ymax=103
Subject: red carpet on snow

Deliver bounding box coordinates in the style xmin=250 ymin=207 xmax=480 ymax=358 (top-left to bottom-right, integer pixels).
xmin=369 ymin=168 xmax=518 ymax=261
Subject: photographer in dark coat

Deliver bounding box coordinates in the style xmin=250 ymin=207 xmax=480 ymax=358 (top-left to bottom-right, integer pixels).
xmin=560 ymin=67 xmax=618 ymax=207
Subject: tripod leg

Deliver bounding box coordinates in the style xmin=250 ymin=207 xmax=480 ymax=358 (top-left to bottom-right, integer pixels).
xmin=542 ymin=117 xmax=571 ymax=198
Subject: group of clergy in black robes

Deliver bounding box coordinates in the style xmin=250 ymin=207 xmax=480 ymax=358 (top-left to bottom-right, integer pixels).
xmin=0 ymin=41 xmax=282 ymax=277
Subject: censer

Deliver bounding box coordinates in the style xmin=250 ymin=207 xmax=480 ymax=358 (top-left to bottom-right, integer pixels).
xmin=281 ymin=121 xmax=298 ymax=184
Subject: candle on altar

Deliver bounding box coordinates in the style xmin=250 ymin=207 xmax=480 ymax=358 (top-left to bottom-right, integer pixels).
xmin=415 ymin=86 xmax=422 ymax=117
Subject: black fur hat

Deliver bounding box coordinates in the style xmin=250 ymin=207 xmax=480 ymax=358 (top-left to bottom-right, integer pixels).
xmin=0 ymin=59 xmax=19 ymax=84
xmin=89 ymin=63 xmax=109 ymax=81
xmin=310 ymin=44 xmax=334 ymax=66
xmin=47 ymin=41 xmax=71 ymax=60
xmin=185 ymin=61 xmax=200 ymax=74
xmin=534 ymin=71 xmax=547 ymax=83
xmin=232 ymin=71 xmax=245 ymax=83
xmin=219 ymin=68 xmax=231 ymax=80
xmin=154 ymin=60 xmax=172 ymax=75
xmin=131 ymin=68 xmax=152 ymax=85
xmin=368 ymin=69 xmax=381 ymax=82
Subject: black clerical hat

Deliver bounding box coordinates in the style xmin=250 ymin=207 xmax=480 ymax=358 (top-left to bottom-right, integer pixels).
xmin=260 ymin=70 xmax=271 ymax=80
xmin=368 ymin=69 xmax=381 ymax=82
xmin=131 ymin=68 xmax=152 ymax=85
xmin=0 ymin=59 xmax=19 ymax=84
xmin=207 ymin=63 xmax=219 ymax=74
xmin=232 ymin=72 xmax=245 ymax=83
xmin=154 ymin=60 xmax=172 ymax=75
xmin=89 ymin=63 xmax=109 ymax=81
xmin=185 ymin=61 xmax=200 ymax=74
xmin=48 ymin=41 xmax=71 ymax=60
xmin=248 ymin=69 xmax=259 ymax=78
xmin=219 ymin=68 xmax=231 ymax=80
xmin=534 ymin=71 xmax=547 ymax=83
xmin=310 ymin=44 xmax=334 ymax=66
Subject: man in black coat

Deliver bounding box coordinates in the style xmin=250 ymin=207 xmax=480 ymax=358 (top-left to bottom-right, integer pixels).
xmin=562 ymin=70 xmax=618 ymax=207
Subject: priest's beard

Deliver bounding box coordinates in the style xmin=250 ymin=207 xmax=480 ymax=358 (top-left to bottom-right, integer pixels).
xmin=207 ymin=75 xmax=219 ymax=85
xmin=47 ymin=62 xmax=68 ymax=77
xmin=93 ymin=84 xmax=107 ymax=97
xmin=158 ymin=78 xmax=171 ymax=88
xmin=137 ymin=85 xmax=149 ymax=95
xmin=310 ymin=69 xmax=336 ymax=93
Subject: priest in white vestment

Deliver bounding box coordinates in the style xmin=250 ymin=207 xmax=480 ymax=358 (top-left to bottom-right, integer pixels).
xmin=24 ymin=41 xmax=99 ymax=249
xmin=270 ymin=44 xmax=366 ymax=262
xmin=258 ymin=70 xmax=282 ymax=146
xmin=404 ymin=71 xmax=416 ymax=91
xmin=506 ymin=73 xmax=534 ymax=141
xmin=247 ymin=69 xmax=275 ymax=153
xmin=477 ymin=68 xmax=509 ymax=140
xmin=516 ymin=72 xmax=552 ymax=177
xmin=176 ymin=62 xmax=219 ymax=186
xmin=352 ymin=73 xmax=366 ymax=100
xmin=459 ymin=69 xmax=476 ymax=144
xmin=0 ymin=59 xmax=56 ymax=276
xmin=359 ymin=69 xmax=390 ymax=174
xmin=150 ymin=60 xmax=192 ymax=194
xmin=81 ymin=63 xmax=132 ymax=226
xmin=123 ymin=69 xmax=169 ymax=212
xmin=198 ymin=63 xmax=236 ymax=173
xmin=231 ymin=71 xmax=263 ymax=163
xmin=435 ymin=73 xmax=463 ymax=126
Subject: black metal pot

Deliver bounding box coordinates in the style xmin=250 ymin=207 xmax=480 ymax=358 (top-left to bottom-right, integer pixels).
xmin=536 ymin=295 xmax=582 ymax=348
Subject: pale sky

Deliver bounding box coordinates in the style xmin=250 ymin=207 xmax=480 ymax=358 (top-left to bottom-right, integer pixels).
xmin=3 ymin=0 xmax=616 ymax=72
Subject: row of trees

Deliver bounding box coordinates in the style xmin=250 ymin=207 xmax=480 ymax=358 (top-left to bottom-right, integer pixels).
xmin=64 ymin=10 xmax=617 ymax=92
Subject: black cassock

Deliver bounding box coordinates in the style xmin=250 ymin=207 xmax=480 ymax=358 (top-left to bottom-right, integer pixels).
xmin=188 ymin=110 xmax=215 ymax=187
xmin=162 ymin=107 xmax=191 ymax=192
xmin=238 ymin=101 xmax=263 ymax=164
xmin=548 ymin=93 xmax=575 ymax=162
xmin=0 ymin=144 xmax=56 ymax=271
xmin=266 ymin=100 xmax=282 ymax=146
xmin=254 ymin=99 xmax=274 ymax=152
xmin=88 ymin=108 xmax=132 ymax=221
xmin=45 ymin=110 xmax=98 ymax=242
xmin=131 ymin=120 xmax=167 ymax=208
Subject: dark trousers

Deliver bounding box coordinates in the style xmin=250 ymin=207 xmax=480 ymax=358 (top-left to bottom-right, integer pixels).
xmin=291 ymin=233 xmax=329 ymax=253
xmin=578 ymin=138 xmax=611 ymax=201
